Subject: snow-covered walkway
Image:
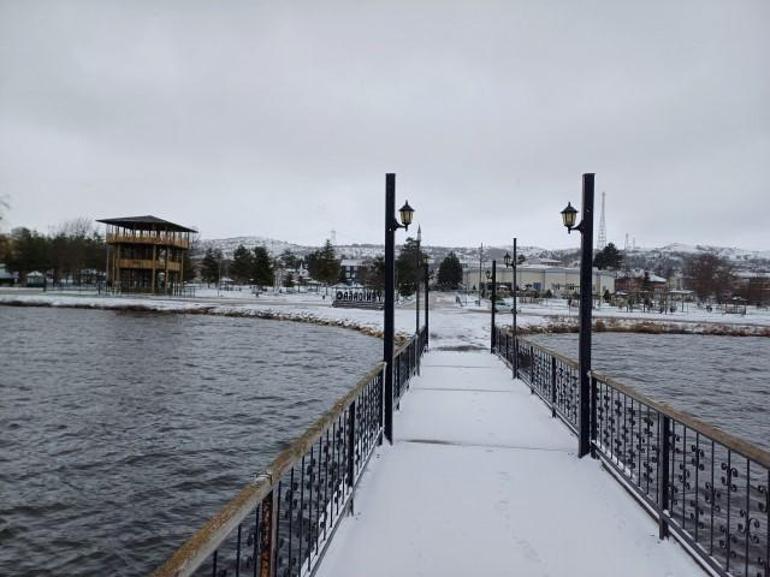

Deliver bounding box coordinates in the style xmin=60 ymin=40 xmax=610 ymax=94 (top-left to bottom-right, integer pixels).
xmin=316 ymin=350 xmax=704 ymax=577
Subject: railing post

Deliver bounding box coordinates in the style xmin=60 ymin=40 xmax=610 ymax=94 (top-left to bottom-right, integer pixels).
xmin=378 ymin=366 xmax=385 ymax=446
xmin=530 ymin=345 xmax=534 ymax=393
xmin=415 ymin=337 xmax=420 ymax=377
xmin=513 ymin=334 xmax=518 ymax=378
xmin=550 ymin=356 xmax=557 ymax=418
xmin=590 ymin=375 xmax=598 ymax=459
xmin=659 ymin=415 xmax=671 ymax=539
xmin=347 ymin=398 xmax=356 ymax=514
xmin=258 ymin=488 xmax=278 ymax=577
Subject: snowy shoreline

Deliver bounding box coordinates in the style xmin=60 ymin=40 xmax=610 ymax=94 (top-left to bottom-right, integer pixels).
xmin=2 ymin=289 xmax=769 ymax=342
xmin=0 ymin=294 xmax=395 ymax=342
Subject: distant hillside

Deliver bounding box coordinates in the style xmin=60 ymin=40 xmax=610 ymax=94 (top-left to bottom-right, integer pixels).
xmin=196 ymin=237 xmax=770 ymax=275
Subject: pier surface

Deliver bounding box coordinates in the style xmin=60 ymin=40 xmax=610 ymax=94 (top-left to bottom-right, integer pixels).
xmin=316 ymin=350 xmax=703 ymax=577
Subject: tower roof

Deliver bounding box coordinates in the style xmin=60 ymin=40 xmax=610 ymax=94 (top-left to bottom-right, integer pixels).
xmin=97 ymin=215 xmax=196 ymax=233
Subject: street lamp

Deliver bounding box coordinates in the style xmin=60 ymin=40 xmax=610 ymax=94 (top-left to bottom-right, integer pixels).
xmin=561 ymin=173 xmax=595 ymax=459
xmin=504 ymin=238 xmax=518 ymax=377
xmin=489 ymin=261 xmax=497 ymax=352
xmin=384 ymin=173 xmax=416 ymax=444
xmin=416 ymin=225 xmax=422 ymax=336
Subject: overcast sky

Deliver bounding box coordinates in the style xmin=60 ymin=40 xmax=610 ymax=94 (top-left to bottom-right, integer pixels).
xmin=0 ymin=0 xmax=768 ymax=250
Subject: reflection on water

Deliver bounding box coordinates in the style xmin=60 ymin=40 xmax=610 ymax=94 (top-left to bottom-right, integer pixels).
xmin=530 ymin=333 xmax=770 ymax=451
xmin=0 ymin=306 xmax=380 ymax=577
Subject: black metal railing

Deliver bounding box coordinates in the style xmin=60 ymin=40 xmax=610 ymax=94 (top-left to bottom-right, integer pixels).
xmin=151 ymin=326 xmax=428 ymax=577
xmin=493 ymin=326 xmax=769 ymax=577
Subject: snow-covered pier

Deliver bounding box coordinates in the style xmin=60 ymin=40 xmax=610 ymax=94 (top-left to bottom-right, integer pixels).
xmin=316 ymin=350 xmax=703 ymax=577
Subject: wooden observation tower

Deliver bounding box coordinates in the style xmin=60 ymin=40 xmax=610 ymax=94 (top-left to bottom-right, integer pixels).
xmin=97 ymin=215 xmax=195 ymax=295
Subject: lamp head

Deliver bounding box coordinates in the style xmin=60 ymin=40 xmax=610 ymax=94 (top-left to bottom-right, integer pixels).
xmin=561 ymin=202 xmax=578 ymax=231
xmin=399 ymin=200 xmax=415 ymax=230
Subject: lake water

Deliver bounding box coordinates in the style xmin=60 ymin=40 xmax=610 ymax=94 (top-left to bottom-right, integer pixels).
xmin=0 ymin=306 xmax=380 ymax=577
xmin=529 ymin=333 xmax=770 ymax=451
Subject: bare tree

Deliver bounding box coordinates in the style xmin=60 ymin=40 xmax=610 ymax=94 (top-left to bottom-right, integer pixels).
xmin=683 ymin=253 xmax=735 ymax=302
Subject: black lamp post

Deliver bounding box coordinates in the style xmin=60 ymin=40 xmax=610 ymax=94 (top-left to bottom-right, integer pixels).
xmin=384 ymin=173 xmax=414 ymax=444
xmin=504 ymin=237 xmax=518 ymax=376
xmin=489 ymin=261 xmax=497 ymax=352
xmin=415 ymin=225 xmax=421 ymax=336
xmin=561 ymin=173 xmax=595 ymax=458
xmin=424 ymin=263 xmax=430 ymax=348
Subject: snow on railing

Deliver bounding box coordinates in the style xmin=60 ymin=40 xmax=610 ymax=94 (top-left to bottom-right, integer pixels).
xmin=493 ymin=326 xmax=769 ymax=577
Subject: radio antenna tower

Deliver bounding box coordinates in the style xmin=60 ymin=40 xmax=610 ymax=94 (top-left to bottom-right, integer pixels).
xmin=597 ymin=191 xmax=607 ymax=250
xmin=330 ymin=229 xmax=336 ymax=246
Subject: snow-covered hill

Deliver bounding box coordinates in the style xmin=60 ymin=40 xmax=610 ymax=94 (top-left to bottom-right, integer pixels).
xmin=196 ymin=236 xmax=770 ymax=273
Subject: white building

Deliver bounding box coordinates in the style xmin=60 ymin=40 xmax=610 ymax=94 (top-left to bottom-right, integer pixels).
xmin=463 ymin=264 xmax=615 ymax=297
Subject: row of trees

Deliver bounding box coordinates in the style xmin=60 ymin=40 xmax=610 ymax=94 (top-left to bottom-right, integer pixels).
xmin=200 ymin=245 xmax=274 ymax=286
xmin=1 ymin=219 xmax=113 ymax=283
xmin=199 ymin=240 xmax=344 ymax=287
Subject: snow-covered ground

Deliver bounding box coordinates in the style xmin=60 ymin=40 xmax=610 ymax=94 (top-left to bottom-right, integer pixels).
xmin=2 ymin=288 xmax=769 ymax=346
xmin=316 ymin=351 xmax=703 ymax=577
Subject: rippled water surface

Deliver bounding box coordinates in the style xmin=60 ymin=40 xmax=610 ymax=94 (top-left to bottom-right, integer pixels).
xmin=530 ymin=333 xmax=770 ymax=451
xmin=0 ymin=307 xmax=380 ymax=577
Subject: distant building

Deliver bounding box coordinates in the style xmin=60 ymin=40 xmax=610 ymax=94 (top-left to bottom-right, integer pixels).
xmin=463 ymin=264 xmax=615 ymax=297
xmin=25 ymin=271 xmax=46 ymax=288
xmin=734 ymin=272 xmax=770 ymax=306
xmin=97 ymin=215 xmax=195 ymax=295
xmin=615 ymin=269 xmax=668 ymax=300
xmin=0 ymin=263 xmax=16 ymax=286
xmin=340 ymin=258 xmax=365 ymax=285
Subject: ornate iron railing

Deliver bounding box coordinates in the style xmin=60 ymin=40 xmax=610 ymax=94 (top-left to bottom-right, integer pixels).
xmin=150 ymin=326 xmax=428 ymax=577
xmin=493 ymin=326 xmax=769 ymax=577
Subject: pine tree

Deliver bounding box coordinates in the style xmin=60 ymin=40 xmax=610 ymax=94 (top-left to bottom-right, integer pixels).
xmin=396 ymin=237 xmax=427 ymax=296
xmin=593 ymin=242 xmax=623 ymax=270
xmin=252 ymin=246 xmax=274 ymax=287
xmin=201 ymin=248 xmax=223 ymax=284
xmin=306 ymin=240 xmax=340 ymax=285
xmin=437 ymin=252 xmax=463 ymax=289
xmin=361 ymin=256 xmax=386 ymax=289
xmin=229 ymin=245 xmax=254 ymax=283
xmin=279 ymin=249 xmax=300 ymax=271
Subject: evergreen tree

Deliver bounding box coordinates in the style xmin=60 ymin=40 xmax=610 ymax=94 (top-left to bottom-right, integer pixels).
xmin=201 ymin=248 xmax=223 ymax=284
xmin=360 ymin=256 xmax=386 ymax=289
xmin=252 ymin=246 xmax=274 ymax=287
xmin=229 ymin=244 xmax=254 ymax=283
xmin=437 ymin=252 xmax=463 ymax=289
xmin=306 ymin=240 xmax=340 ymax=285
xmin=593 ymin=242 xmax=623 ymax=270
xmin=7 ymin=227 xmax=50 ymax=279
xmin=396 ymin=237 xmax=427 ymax=296
xmin=279 ymin=249 xmax=300 ymax=271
